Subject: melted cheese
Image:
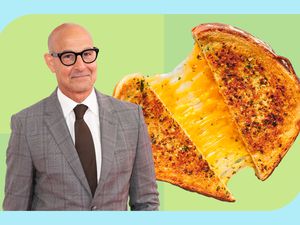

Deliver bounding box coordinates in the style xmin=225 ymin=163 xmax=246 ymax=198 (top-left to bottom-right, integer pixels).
xmin=148 ymin=44 xmax=253 ymax=183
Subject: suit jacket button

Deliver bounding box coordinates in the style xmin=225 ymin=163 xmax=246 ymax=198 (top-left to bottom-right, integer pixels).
xmin=91 ymin=206 xmax=97 ymax=210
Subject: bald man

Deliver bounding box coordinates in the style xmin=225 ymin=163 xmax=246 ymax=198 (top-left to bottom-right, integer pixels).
xmin=3 ymin=23 xmax=159 ymax=210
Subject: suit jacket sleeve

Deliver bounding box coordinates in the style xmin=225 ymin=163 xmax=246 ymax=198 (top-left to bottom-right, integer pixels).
xmin=129 ymin=106 xmax=159 ymax=210
xmin=3 ymin=115 xmax=34 ymax=210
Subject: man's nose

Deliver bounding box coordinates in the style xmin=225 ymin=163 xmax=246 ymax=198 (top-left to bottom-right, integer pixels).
xmin=73 ymin=55 xmax=86 ymax=69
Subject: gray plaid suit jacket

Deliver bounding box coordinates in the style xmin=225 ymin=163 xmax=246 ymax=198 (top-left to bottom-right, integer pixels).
xmin=3 ymin=89 xmax=159 ymax=210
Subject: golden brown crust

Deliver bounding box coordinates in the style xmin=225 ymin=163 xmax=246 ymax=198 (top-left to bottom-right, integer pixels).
xmin=192 ymin=23 xmax=300 ymax=180
xmin=192 ymin=23 xmax=298 ymax=77
xmin=114 ymin=74 xmax=235 ymax=202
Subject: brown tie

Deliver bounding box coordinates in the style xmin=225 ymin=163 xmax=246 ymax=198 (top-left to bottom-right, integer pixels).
xmin=74 ymin=104 xmax=97 ymax=196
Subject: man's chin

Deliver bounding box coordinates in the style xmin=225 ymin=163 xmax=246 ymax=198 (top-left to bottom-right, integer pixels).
xmin=71 ymin=80 xmax=94 ymax=91
xmin=67 ymin=83 xmax=93 ymax=95
xmin=73 ymin=86 xmax=93 ymax=94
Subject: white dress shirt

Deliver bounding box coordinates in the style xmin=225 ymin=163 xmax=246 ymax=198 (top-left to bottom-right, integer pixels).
xmin=57 ymin=88 xmax=102 ymax=182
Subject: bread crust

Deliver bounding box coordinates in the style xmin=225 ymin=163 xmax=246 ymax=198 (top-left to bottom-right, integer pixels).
xmin=192 ymin=23 xmax=297 ymax=77
xmin=192 ymin=23 xmax=300 ymax=180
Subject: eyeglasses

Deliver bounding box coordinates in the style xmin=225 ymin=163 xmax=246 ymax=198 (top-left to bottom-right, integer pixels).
xmin=51 ymin=47 xmax=99 ymax=66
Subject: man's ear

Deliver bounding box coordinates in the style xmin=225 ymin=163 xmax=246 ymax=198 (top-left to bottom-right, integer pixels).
xmin=44 ymin=53 xmax=56 ymax=73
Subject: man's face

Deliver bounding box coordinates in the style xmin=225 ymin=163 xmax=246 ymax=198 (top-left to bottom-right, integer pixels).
xmin=45 ymin=26 xmax=97 ymax=100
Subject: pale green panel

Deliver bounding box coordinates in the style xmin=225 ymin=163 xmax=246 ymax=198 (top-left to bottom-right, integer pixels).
xmin=0 ymin=134 xmax=8 ymax=208
xmin=162 ymin=14 xmax=300 ymax=210
xmin=0 ymin=15 xmax=164 ymax=133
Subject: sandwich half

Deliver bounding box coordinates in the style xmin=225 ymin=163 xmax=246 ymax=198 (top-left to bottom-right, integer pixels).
xmin=192 ymin=23 xmax=300 ymax=180
xmin=114 ymin=74 xmax=235 ymax=202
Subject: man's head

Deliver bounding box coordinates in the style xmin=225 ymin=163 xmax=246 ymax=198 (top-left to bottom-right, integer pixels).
xmin=44 ymin=23 xmax=98 ymax=102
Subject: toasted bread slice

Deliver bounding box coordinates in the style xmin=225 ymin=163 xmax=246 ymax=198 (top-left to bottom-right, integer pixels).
xmin=114 ymin=74 xmax=235 ymax=202
xmin=192 ymin=23 xmax=300 ymax=180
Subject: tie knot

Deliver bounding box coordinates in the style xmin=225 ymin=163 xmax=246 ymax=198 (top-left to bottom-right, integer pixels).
xmin=74 ymin=104 xmax=88 ymax=120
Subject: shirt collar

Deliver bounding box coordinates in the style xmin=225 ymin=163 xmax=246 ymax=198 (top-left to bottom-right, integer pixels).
xmin=57 ymin=88 xmax=99 ymax=118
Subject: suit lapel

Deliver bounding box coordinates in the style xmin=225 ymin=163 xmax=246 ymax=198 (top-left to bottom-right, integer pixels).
xmin=95 ymin=91 xmax=118 ymax=192
xmin=44 ymin=90 xmax=92 ymax=195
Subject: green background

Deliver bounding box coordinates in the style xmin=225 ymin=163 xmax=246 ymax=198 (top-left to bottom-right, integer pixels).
xmin=0 ymin=15 xmax=299 ymax=210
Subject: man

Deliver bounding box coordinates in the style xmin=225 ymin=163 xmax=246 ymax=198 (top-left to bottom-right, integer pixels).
xmin=3 ymin=23 xmax=159 ymax=210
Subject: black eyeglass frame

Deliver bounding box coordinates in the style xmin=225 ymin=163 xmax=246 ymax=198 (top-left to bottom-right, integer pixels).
xmin=51 ymin=47 xmax=99 ymax=66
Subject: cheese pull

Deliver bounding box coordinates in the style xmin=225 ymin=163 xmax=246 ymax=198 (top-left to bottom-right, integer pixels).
xmin=148 ymin=43 xmax=253 ymax=184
